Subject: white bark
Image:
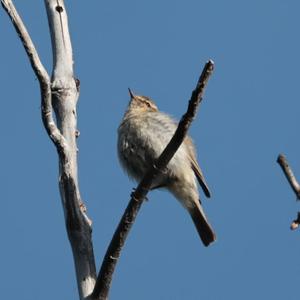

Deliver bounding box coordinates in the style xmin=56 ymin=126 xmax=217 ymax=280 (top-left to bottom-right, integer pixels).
xmin=1 ymin=1 xmax=97 ymax=299
xmin=44 ymin=1 xmax=96 ymax=298
xmin=45 ymin=0 xmax=79 ymax=182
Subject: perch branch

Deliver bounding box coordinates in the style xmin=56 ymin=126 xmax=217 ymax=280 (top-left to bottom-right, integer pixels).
xmin=277 ymin=154 xmax=300 ymax=230
xmin=91 ymin=60 xmax=215 ymax=300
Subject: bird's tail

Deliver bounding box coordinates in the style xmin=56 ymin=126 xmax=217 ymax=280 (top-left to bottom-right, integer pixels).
xmin=188 ymin=203 xmax=216 ymax=247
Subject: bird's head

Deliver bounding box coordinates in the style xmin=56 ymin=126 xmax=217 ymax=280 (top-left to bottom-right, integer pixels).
xmin=127 ymin=88 xmax=158 ymax=112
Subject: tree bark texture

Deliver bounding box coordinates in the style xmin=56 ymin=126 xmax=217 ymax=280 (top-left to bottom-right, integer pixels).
xmin=1 ymin=1 xmax=97 ymax=299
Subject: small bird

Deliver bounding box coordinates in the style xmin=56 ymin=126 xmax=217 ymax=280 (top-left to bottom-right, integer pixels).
xmin=117 ymin=89 xmax=216 ymax=246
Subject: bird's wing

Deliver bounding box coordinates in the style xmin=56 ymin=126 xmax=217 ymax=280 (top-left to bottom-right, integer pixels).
xmin=185 ymin=137 xmax=211 ymax=198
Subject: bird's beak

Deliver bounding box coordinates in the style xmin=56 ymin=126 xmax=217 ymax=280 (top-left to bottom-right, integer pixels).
xmin=128 ymin=88 xmax=135 ymax=99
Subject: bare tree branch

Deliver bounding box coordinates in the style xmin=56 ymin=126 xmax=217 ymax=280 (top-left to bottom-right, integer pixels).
xmin=1 ymin=0 xmax=64 ymax=149
xmin=277 ymin=154 xmax=300 ymax=199
xmin=44 ymin=1 xmax=97 ymax=298
xmin=2 ymin=1 xmax=97 ymax=299
xmin=277 ymin=154 xmax=300 ymax=230
xmin=91 ymin=60 xmax=215 ymax=300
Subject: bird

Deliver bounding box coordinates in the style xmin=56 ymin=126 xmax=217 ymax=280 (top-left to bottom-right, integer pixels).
xmin=117 ymin=88 xmax=216 ymax=246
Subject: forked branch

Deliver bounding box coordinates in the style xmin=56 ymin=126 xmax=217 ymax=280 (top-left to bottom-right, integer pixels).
xmin=2 ymin=1 xmax=96 ymax=299
xmin=91 ymin=60 xmax=215 ymax=300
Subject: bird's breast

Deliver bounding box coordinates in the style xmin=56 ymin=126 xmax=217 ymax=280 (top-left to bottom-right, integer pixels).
xmin=117 ymin=112 xmax=197 ymax=187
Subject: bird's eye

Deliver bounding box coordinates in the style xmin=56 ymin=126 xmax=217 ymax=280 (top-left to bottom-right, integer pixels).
xmin=146 ymin=101 xmax=151 ymax=108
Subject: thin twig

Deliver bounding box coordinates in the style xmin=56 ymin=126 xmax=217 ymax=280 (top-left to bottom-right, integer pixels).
xmin=1 ymin=0 xmax=48 ymax=80
xmin=290 ymin=212 xmax=300 ymax=230
xmin=1 ymin=0 xmax=64 ymax=149
xmin=277 ymin=154 xmax=300 ymax=230
xmin=277 ymin=154 xmax=300 ymax=199
xmin=92 ymin=60 xmax=215 ymax=300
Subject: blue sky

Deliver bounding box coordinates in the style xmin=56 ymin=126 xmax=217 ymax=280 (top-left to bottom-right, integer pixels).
xmin=1 ymin=1 xmax=300 ymax=299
